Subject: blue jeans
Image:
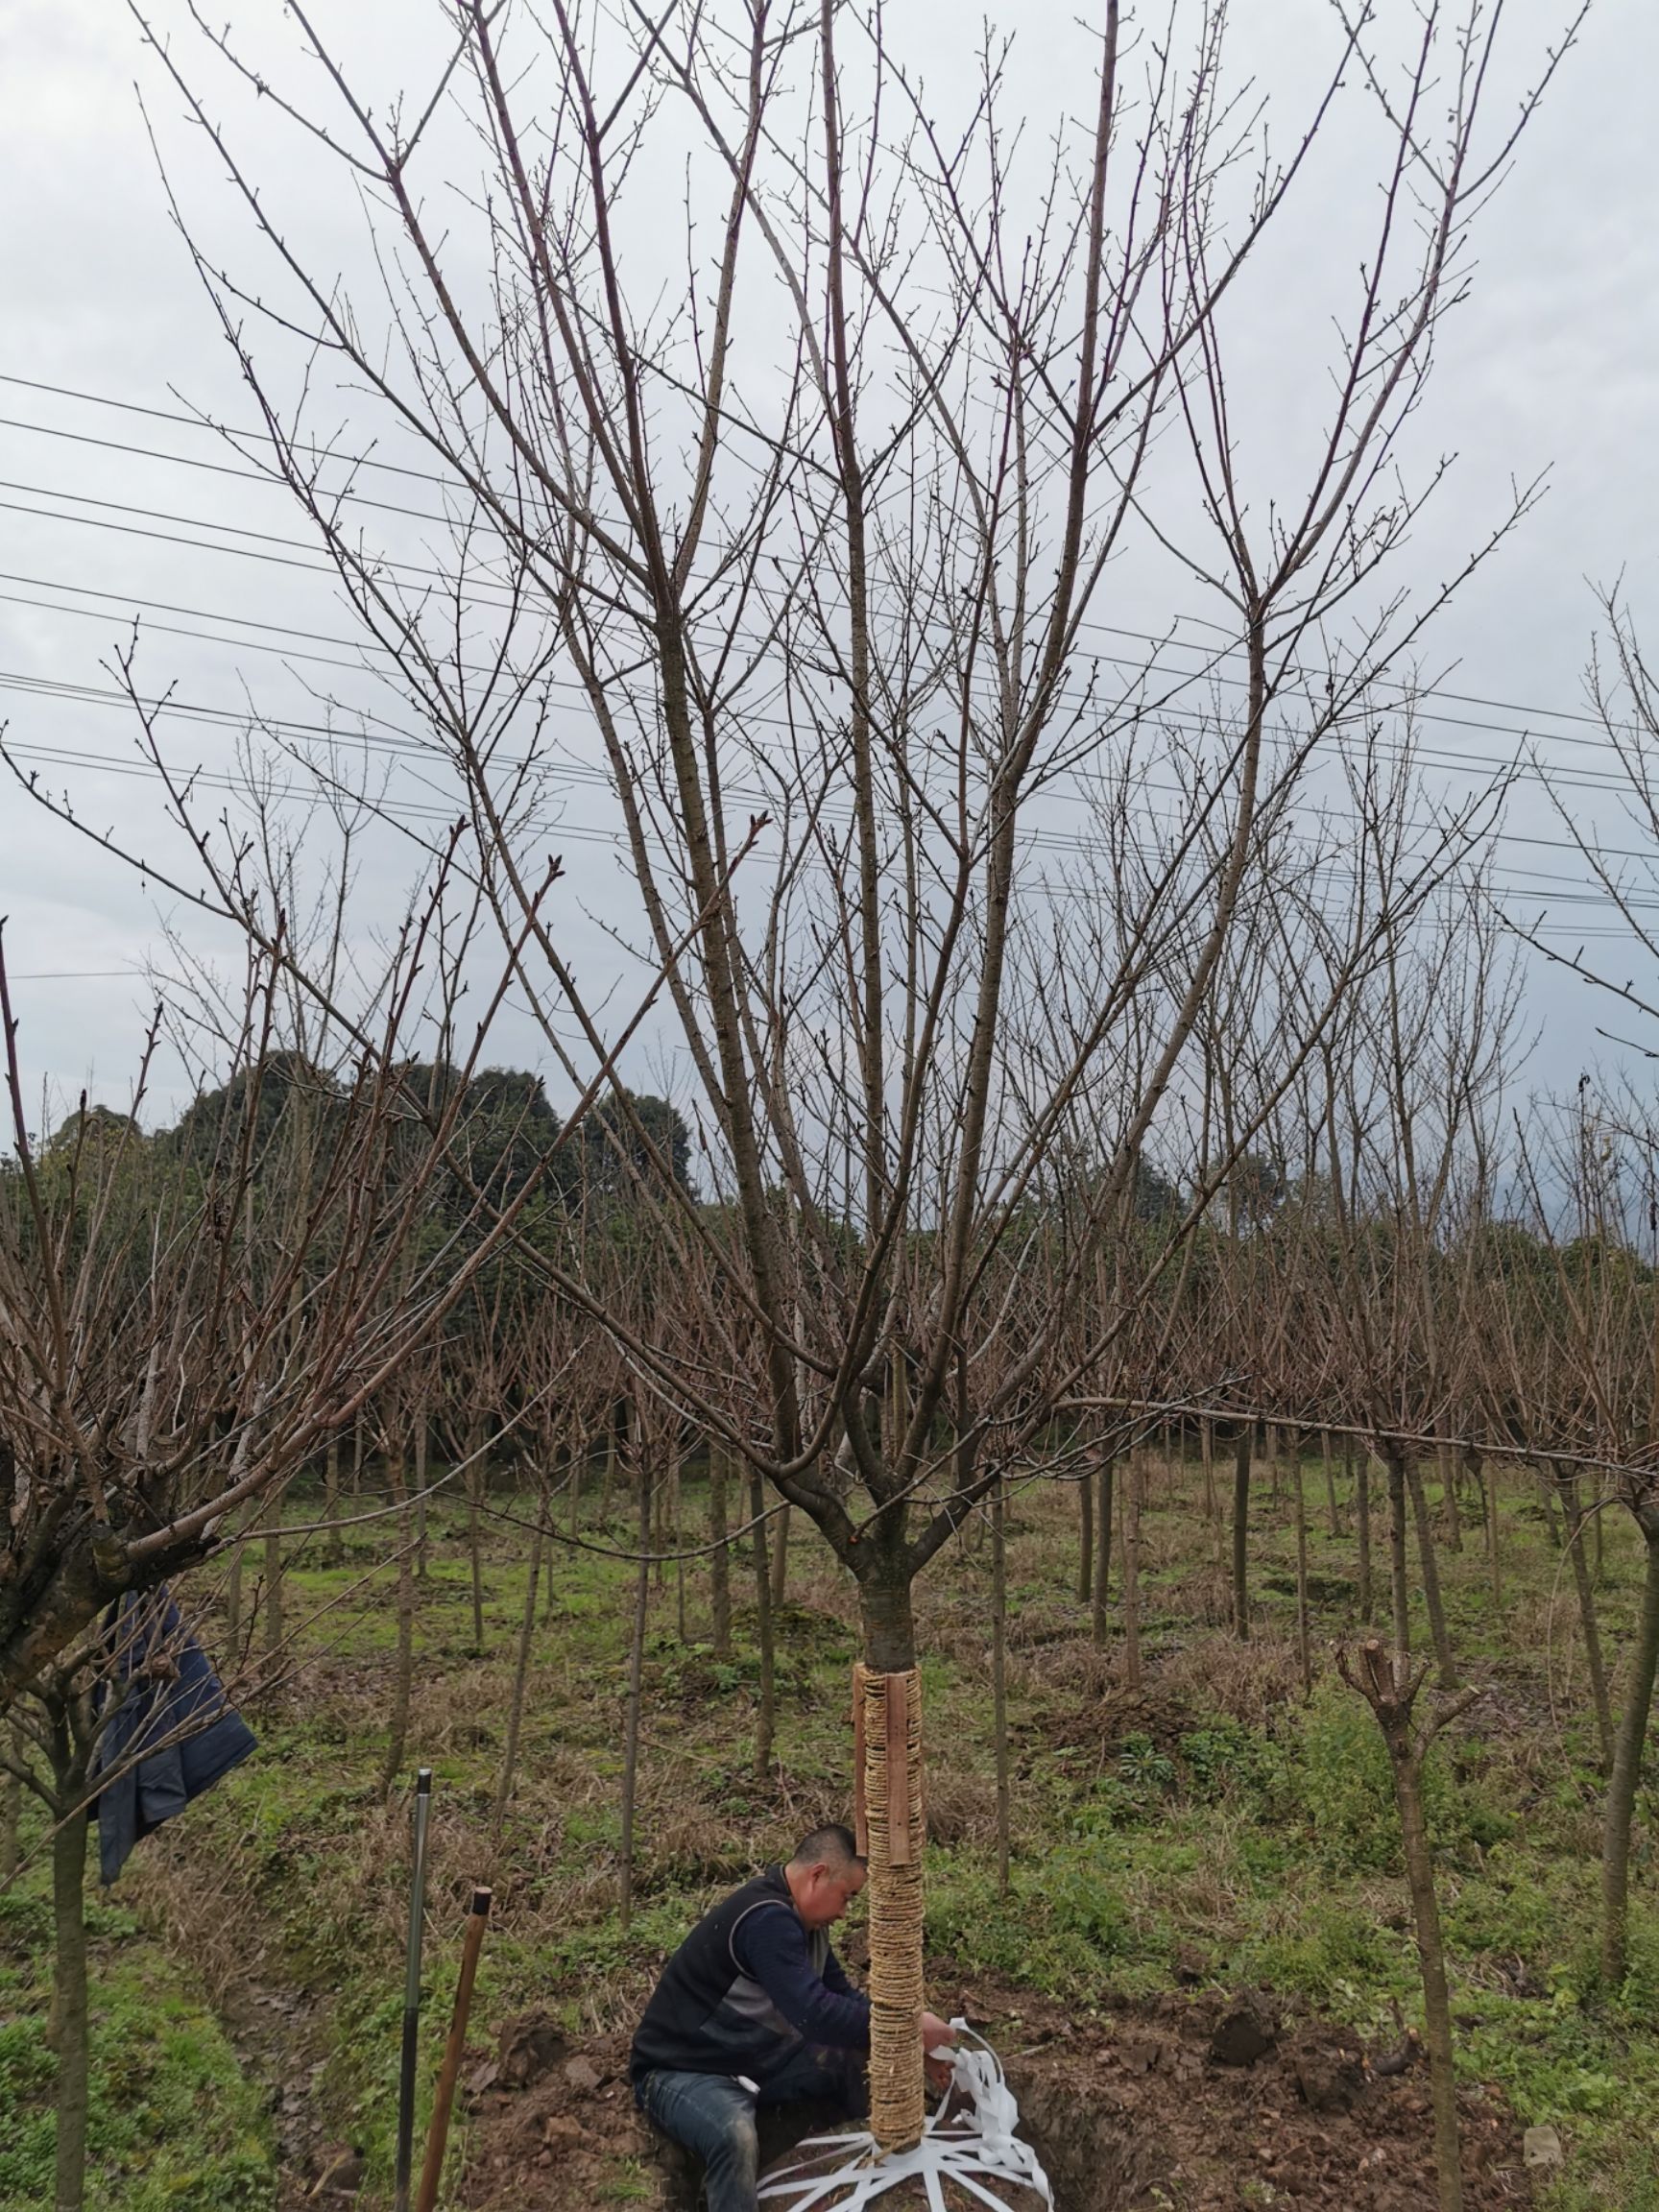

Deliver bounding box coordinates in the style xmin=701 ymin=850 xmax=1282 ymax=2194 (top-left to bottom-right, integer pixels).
xmin=637 ymin=2045 xmax=868 ymax=2212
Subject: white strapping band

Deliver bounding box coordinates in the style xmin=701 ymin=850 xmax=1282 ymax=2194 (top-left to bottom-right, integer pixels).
xmin=757 ymin=2023 xmax=1053 ymax=2212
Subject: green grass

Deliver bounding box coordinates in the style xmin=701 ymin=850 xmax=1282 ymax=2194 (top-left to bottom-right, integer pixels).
xmin=0 ymin=1850 xmax=272 ymax=2211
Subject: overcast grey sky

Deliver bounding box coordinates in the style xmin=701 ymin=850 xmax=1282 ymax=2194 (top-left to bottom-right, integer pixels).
xmin=5 ymin=0 xmax=1659 ymax=1126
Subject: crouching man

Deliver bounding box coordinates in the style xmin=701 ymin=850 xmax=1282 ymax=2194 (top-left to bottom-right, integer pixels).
xmin=631 ymin=1823 xmax=955 ymax=2212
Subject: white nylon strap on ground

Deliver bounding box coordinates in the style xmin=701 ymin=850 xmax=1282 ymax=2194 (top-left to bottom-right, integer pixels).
xmin=757 ymin=2023 xmax=1053 ymax=2212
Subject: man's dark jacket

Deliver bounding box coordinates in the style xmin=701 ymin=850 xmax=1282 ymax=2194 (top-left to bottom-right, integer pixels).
xmin=631 ymin=1865 xmax=871 ymax=2086
xmin=92 ymin=1590 xmax=256 ymax=1886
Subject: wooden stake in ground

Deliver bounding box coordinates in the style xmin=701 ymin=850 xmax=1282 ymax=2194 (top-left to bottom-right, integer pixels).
xmin=1337 ymin=1641 xmax=1480 ymax=2212
xmin=415 ymin=1887 xmax=493 ymax=2212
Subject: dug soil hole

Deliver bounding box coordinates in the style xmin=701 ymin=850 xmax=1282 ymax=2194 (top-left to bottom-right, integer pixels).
xmin=460 ymin=1984 xmax=1536 ymax=2211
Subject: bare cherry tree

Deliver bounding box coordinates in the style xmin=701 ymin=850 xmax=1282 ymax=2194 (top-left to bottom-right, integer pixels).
xmin=76 ymin=0 xmax=1588 ymax=2149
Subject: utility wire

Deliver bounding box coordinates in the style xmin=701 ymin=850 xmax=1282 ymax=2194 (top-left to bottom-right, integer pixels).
xmin=0 ymin=370 xmax=1634 ymax=743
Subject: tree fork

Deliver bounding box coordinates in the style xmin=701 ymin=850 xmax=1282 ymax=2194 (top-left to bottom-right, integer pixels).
xmin=1339 ymin=1640 xmax=1479 ymax=2212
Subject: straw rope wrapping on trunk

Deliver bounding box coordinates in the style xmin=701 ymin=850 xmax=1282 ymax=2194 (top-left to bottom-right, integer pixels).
xmin=856 ymin=1662 xmax=926 ymax=2153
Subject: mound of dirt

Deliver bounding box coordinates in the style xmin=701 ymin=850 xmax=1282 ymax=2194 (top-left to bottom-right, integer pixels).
xmin=458 ymin=1979 xmax=1535 ymax=2211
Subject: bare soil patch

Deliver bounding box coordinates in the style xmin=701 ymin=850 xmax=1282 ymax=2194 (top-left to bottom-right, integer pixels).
xmin=458 ymin=1979 xmax=1535 ymax=2211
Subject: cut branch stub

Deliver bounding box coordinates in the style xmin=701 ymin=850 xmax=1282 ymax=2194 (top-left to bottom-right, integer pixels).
xmin=858 ymin=1663 xmax=926 ymax=2154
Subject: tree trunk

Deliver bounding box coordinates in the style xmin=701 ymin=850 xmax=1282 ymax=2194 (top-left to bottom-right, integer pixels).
xmin=1123 ymin=1456 xmax=1143 ymax=1690
xmin=1077 ymin=1463 xmax=1094 ymax=1605
xmin=1385 ymin=1451 xmax=1411 ymax=1660
xmin=1536 ymin=1465 xmax=1564 ymax=1550
xmin=544 ymin=1446 xmax=564 ymax=1623
xmin=1560 ymin=1469 xmax=1613 ymax=1771
xmin=1323 ymin=1430 xmax=1342 ymax=1539
xmin=709 ymin=1443 xmax=732 ymax=1659
xmin=566 ymin=1433 xmax=584 ymax=1540
xmin=1438 ymin=1443 xmax=1462 ymax=1554
xmin=673 ymin=1451 xmax=687 ymax=1643
xmin=619 ymin=1461 xmax=652 ymax=1936
xmin=467 ymin=1428 xmax=486 ymax=1655
xmin=1475 ymin=1448 xmax=1500 ymax=1610
xmin=262 ymin=1493 xmax=284 ymax=1664
xmin=1341 ymin=1643 xmax=1466 ymax=2212
xmin=1406 ymin=1454 xmax=1457 ymax=1690
xmin=1355 ymin=1442 xmax=1373 ymax=1626
xmin=1394 ymin=1739 xmax=1464 ymax=2210
xmin=1201 ymin=1417 xmax=1218 ymax=1556
xmin=991 ymin=1474 xmax=1010 ymax=1901
xmin=493 ymin=1503 xmax=544 ymax=1829
xmin=380 ymin=1442 xmax=414 ymax=1797
xmin=770 ymin=1501 xmax=791 ymax=1608
xmin=600 ymin=1407 xmax=619 ymax=1524
xmin=47 ymin=1706 xmax=90 ymax=2212
xmin=1232 ymin=1427 xmax=1252 ymax=1641
xmin=413 ymin=1410 xmax=429 ymax=1581
xmin=751 ymin=1472 xmax=776 ymax=1780
xmin=0 ymin=1756 xmax=19 ymax=1885
xmin=1091 ymin=1455 xmax=1115 ymax=1648
xmin=324 ymin=1433 xmax=344 ymax=1569
xmin=1292 ymin=1436 xmax=1312 ymax=1696
xmin=225 ymin=1531 xmax=244 ymax=1650
xmin=1600 ymin=1518 xmax=1659 ymax=1986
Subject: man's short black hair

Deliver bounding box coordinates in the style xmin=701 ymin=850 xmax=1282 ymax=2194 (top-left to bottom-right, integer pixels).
xmin=788 ymin=1822 xmax=865 ymax=1871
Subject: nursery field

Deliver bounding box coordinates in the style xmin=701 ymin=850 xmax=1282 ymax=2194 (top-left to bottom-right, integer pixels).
xmin=5 ymin=1447 xmax=1657 ymax=2212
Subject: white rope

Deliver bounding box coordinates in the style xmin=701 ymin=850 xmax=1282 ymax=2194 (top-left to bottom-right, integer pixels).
xmin=757 ymin=2024 xmax=1053 ymax=2212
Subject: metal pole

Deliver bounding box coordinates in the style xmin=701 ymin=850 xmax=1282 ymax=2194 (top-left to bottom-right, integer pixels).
xmin=415 ymin=1887 xmax=493 ymax=2212
xmin=394 ymin=1768 xmax=433 ymax=2212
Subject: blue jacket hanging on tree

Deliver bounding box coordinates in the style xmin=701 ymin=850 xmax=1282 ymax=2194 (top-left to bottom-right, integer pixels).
xmin=92 ymin=1588 xmax=256 ymax=1885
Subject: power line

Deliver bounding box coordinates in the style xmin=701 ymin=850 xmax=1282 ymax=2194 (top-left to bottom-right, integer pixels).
xmin=8 ymin=383 xmax=1659 ymax=932
xmin=0 ymin=370 xmax=1631 ymax=744
xmin=6 ymin=708 xmax=1653 ymax=926
xmin=0 ymin=373 xmax=448 ymax=487
xmin=3 ymin=584 xmax=1651 ymax=875
xmin=0 ymin=516 xmax=1638 ymax=819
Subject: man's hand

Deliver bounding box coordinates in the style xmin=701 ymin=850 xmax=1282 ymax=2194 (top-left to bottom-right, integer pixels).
xmin=921 ymin=2009 xmax=957 ymax=2091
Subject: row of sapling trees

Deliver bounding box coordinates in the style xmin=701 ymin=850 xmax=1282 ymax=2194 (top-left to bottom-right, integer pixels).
xmin=41 ymin=0 xmax=1581 ymax=2162
xmin=1114 ymin=880 xmax=1659 ymax=2210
